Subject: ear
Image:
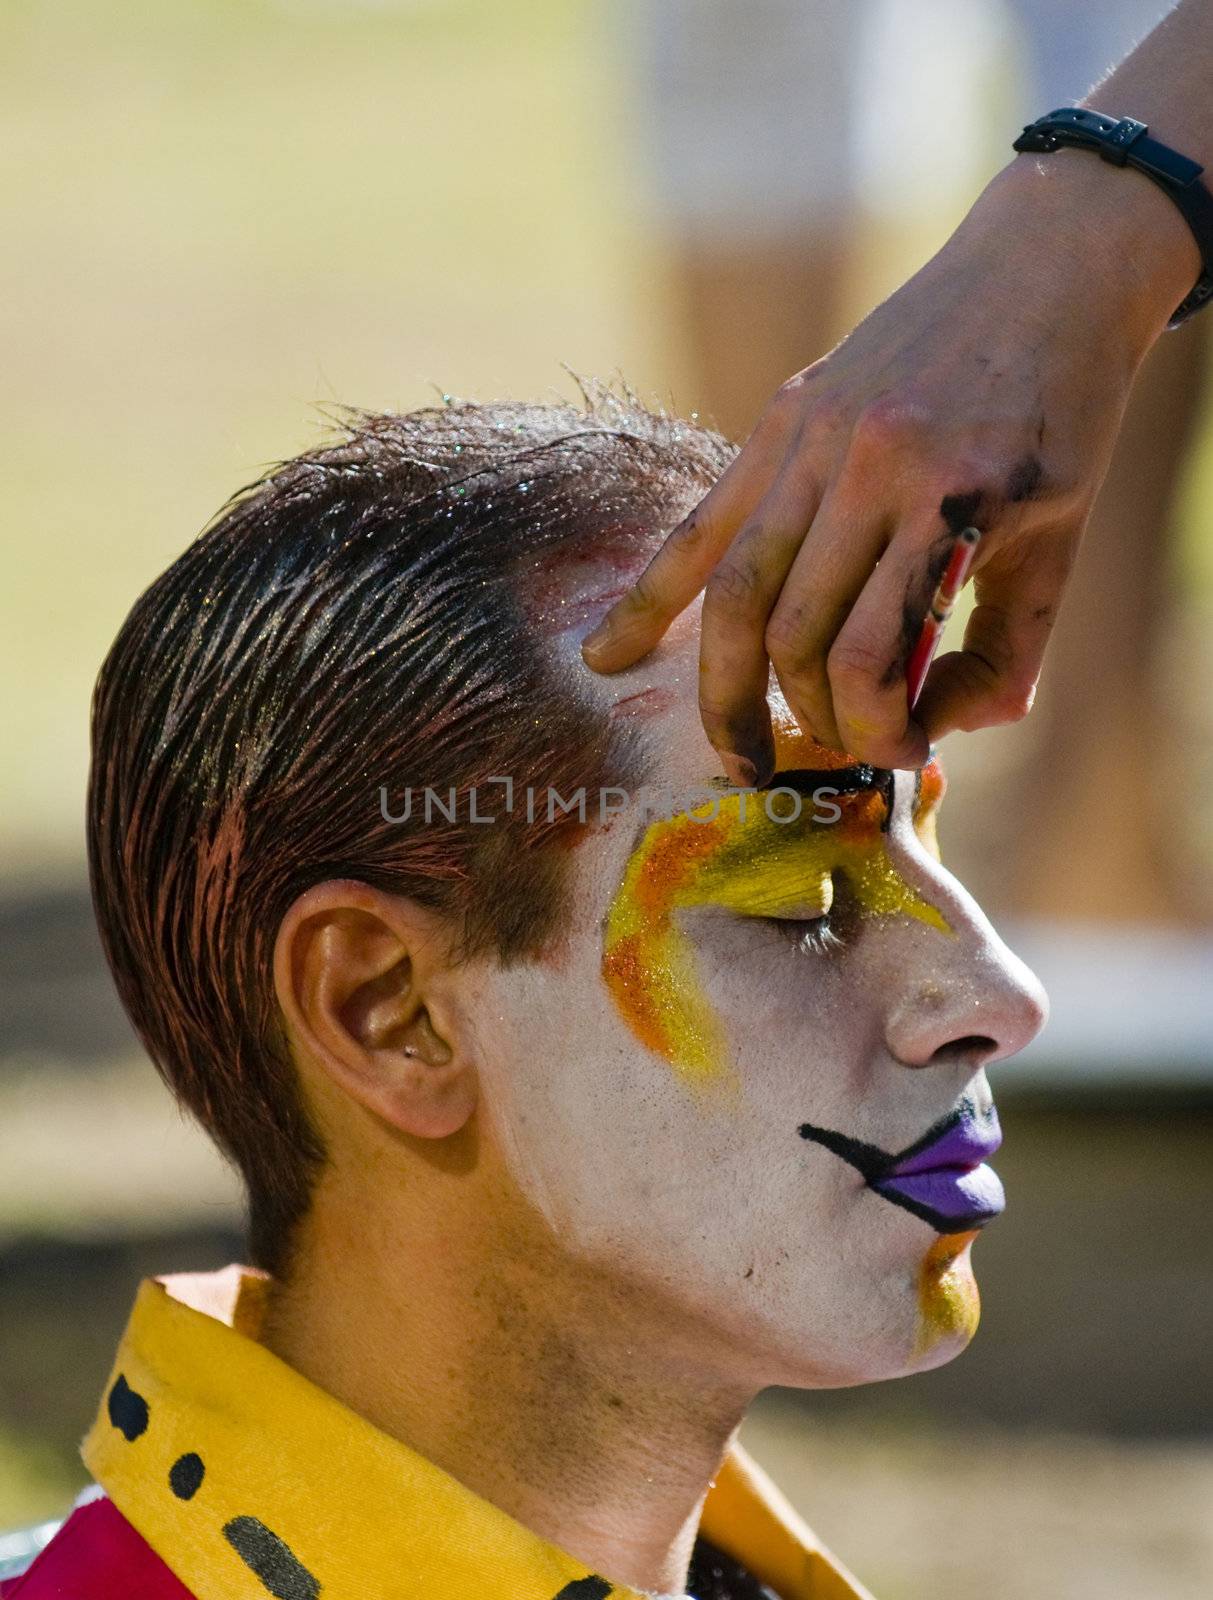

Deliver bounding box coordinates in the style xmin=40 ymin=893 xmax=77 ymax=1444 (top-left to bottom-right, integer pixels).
xmin=273 ymin=880 xmax=476 ymax=1139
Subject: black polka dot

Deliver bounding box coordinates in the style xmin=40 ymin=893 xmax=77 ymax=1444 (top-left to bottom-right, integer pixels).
xmin=222 ymin=1516 xmax=320 ymax=1600
xmin=552 ymin=1580 xmax=612 ymax=1600
xmin=168 ymin=1452 xmax=205 ymax=1500
xmin=107 ymin=1374 xmax=149 ymax=1441
xmin=687 ymin=1533 xmax=778 ymax=1599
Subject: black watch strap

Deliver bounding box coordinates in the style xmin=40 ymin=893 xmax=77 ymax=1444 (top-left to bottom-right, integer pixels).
xmin=1013 ymin=108 xmax=1213 ymax=326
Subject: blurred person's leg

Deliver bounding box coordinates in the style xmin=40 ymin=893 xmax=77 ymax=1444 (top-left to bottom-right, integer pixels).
xmin=1012 ymin=321 xmax=1209 ymax=922
xmin=631 ymin=0 xmax=866 ymax=442
xmin=998 ymin=0 xmax=1211 ymax=924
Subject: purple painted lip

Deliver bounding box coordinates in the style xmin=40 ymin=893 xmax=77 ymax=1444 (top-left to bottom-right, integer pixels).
xmin=873 ymin=1106 xmax=1004 ymax=1228
xmin=799 ymin=1099 xmax=1007 ymax=1232
xmin=886 ymin=1107 xmax=1002 ymax=1177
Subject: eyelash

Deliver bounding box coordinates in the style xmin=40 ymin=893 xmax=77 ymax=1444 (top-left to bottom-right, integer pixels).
xmin=765 ymin=914 xmax=841 ymax=957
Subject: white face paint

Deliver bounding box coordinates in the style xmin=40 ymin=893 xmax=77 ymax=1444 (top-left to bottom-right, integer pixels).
xmin=471 ymin=631 xmax=1047 ymax=1391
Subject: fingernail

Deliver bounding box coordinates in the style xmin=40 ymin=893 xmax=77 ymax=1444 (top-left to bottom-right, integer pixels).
xmin=720 ymin=751 xmax=759 ymax=789
xmin=581 ymin=621 xmax=609 ymax=656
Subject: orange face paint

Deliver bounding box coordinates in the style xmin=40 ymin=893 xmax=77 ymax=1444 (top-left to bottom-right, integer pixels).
xmin=913 ymin=754 xmax=946 ymax=861
xmin=914 ymin=1230 xmax=981 ymax=1356
xmin=602 ymin=722 xmax=950 ymax=1081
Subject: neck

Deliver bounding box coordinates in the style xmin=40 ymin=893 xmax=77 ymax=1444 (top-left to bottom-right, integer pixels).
xmin=260 ymin=1166 xmax=752 ymax=1595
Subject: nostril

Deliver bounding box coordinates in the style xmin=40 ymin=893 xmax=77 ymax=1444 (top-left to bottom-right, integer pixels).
xmin=927 ymin=1035 xmax=998 ymax=1068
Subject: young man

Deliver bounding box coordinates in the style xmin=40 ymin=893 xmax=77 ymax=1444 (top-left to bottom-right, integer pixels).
xmin=8 ymin=395 xmax=1045 ymax=1600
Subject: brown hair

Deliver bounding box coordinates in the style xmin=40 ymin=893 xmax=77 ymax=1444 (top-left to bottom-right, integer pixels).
xmin=87 ymin=393 xmax=732 ymax=1273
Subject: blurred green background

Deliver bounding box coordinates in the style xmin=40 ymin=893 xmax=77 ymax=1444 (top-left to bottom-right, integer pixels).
xmin=1 ymin=3 xmax=1211 ymax=1597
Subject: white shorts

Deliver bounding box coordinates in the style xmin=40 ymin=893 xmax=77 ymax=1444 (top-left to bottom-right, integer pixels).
xmin=631 ymin=0 xmax=1178 ymax=229
xmin=1006 ymin=0 xmax=1175 ymax=112
xmin=630 ymin=0 xmax=868 ymax=228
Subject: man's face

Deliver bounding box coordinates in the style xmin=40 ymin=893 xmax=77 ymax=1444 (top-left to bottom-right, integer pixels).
xmin=471 ymin=624 xmax=1047 ymax=1391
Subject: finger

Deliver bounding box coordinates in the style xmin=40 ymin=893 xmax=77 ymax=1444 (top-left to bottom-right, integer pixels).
xmin=825 ymin=517 xmax=956 ymax=768
xmin=581 ymin=410 xmax=792 ymax=673
xmin=696 ymin=473 xmax=826 ymax=787
xmin=762 ymin=476 xmax=894 ymax=754
xmin=915 ymin=530 xmax=1075 ymax=740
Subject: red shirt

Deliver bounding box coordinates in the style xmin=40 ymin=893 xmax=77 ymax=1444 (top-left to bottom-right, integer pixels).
xmin=1 ymin=1496 xmax=192 ymax=1600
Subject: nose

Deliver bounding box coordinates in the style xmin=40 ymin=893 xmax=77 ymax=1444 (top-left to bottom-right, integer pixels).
xmin=881 ymin=874 xmax=1049 ymax=1071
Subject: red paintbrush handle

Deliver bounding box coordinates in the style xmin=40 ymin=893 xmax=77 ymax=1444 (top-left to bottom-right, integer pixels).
xmin=906 ymin=527 xmax=982 ymax=713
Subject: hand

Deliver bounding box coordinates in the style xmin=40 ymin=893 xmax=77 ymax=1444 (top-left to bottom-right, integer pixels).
xmin=582 ymin=155 xmax=1193 ymax=779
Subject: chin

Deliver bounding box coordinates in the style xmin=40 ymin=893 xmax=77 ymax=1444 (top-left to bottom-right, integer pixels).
xmin=744 ymin=1234 xmax=985 ymax=1391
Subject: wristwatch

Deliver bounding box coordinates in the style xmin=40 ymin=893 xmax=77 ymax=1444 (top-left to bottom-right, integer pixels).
xmin=1013 ymin=107 xmax=1213 ymax=326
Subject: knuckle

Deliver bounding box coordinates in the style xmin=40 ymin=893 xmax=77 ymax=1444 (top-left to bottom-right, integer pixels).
xmin=667 ymin=506 xmax=712 ymax=553
xmin=770 ymin=375 xmax=811 ymax=417
xmin=850 ymin=393 xmax=931 ymax=457
xmin=827 ymin=633 xmax=890 ymax=685
xmin=993 ymin=680 xmax=1037 ymax=723
xmin=766 ymin=591 xmax=849 ymax=668
xmin=802 ymin=393 xmax=846 ymax=437
xmin=619 ymin=572 xmax=661 ymax=619
xmin=764 ymin=607 xmax=816 ymax=672
xmin=697 ymin=692 xmax=730 ymax=722
xmin=935 ymin=446 xmax=1005 ymax=490
xmin=773 ymin=681 xmax=836 ymax=752
xmin=955 ymin=648 xmax=1038 ymax=729
xmin=704 ymin=551 xmax=766 ymax=615
xmin=697 ymin=693 xmax=740 ymax=743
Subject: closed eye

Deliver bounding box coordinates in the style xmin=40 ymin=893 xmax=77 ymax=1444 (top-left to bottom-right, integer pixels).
xmin=763 ymin=914 xmax=840 ymax=957
xmin=758 ymin=869 xmax=856 ymax=956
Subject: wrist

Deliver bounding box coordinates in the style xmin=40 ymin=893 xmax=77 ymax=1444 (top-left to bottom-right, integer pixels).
xmin=963 ymin=149 xmax=1202 ymax=352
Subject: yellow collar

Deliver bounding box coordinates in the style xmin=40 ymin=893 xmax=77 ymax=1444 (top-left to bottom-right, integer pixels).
xmin=83 ymin=1267 xmax=872 ymax=1600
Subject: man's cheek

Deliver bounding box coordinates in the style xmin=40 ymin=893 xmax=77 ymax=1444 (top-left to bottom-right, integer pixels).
xmin=690 ymin=914 xmax=800 ymax=1016
xmin=678 ymin=915 xmax=847 ymax=1086
xmin=602 ymin=875 xmax=846 ymax=1096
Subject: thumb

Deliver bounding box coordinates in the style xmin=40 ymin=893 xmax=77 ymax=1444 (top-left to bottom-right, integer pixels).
xmin=915 ymin=547 xmax=1069 ymax=737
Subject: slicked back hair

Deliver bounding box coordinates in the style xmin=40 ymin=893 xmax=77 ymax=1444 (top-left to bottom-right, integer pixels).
xmin=87 ymin=393 xmax=733 ymax=1273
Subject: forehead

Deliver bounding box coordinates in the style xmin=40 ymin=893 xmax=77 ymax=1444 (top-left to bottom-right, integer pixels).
xmin=585 ymin=614 xmax=943 ymax=833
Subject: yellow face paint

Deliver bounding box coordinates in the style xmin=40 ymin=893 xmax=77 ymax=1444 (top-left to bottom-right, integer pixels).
xmin=914 ymin=1231 xmax=981 ymax=1356
xmin=602 ymin=725 xmax=949 ymax=1081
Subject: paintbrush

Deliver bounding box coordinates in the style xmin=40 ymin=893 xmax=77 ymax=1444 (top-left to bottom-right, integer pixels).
xmin=905 ymin=526 xmax=982 ymax=712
